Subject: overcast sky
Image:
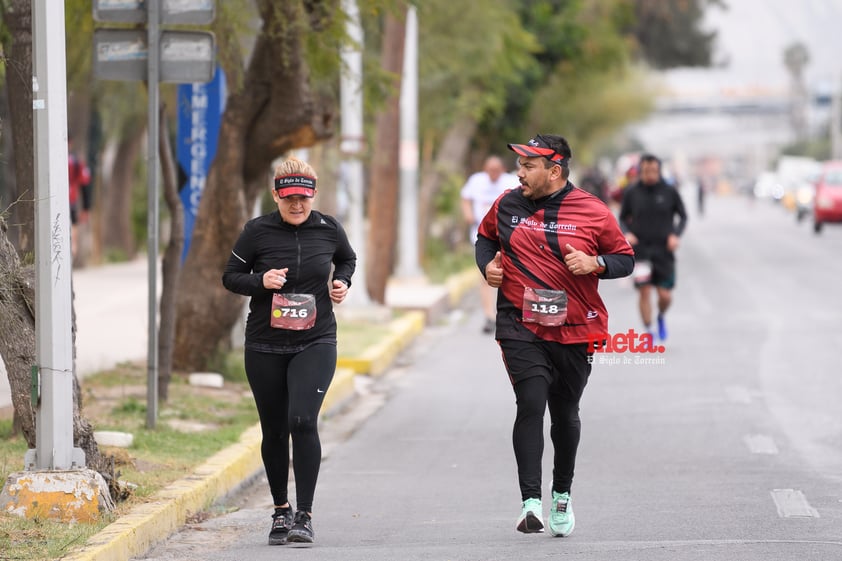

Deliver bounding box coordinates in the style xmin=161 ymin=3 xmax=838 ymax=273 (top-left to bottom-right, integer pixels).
xmin=660 ymin=0 xmax=842 ymax=99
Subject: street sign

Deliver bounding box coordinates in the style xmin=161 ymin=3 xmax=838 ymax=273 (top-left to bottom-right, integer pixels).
xmin=93 ymin=29 xmax=215 ymax=83
xmin=92 ymin=0 xmax=217 ymax=429
xmin=160 ymin=31 xmax=215 ymax=82
xmin=177 ymin=67 xmax=225 ymax=263
xmin=93 ymin=0 xmax=215 ymax=25
xmin=93 ymin=29 xmax=146 ymax=81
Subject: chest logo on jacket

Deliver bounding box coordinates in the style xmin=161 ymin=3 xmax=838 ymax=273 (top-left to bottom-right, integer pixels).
xmin=510 ymin=215 xmax=577 ymax=234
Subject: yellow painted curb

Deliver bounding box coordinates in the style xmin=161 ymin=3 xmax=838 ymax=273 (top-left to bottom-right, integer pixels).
xmin=337 ymin=311 xmax=425 ymax=376
xmin=445 ymin=268 xmax=481 ymax=307
xmin=63 ymin=424 xmax=264 ymax=561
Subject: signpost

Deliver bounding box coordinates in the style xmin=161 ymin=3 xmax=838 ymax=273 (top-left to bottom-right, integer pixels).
xmin=93 ymin=0 xmax=215 ymax=428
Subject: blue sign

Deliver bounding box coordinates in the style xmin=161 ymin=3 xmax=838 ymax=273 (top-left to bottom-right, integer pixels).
xmin=177 ymin=67 xmax=225 ymax=262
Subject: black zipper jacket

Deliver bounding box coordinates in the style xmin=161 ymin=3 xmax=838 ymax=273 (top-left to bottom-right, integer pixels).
xmin=618 ymin=180 xmax=688 ymax=246
xmin=222 ymin=209 xmax=356 ymax=353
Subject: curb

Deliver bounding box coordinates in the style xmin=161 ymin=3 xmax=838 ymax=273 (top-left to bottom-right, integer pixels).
xmin=336 ymin=311 xmax=425 ymax=376
xmin=62 ymin=424 xmax=264 ymax=561
xmin=64 ymin=271 xmax=473 ymax=561
xmin=445 ymin=268 xmax=481 ymax=308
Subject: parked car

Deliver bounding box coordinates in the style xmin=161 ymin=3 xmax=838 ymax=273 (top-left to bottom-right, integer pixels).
xmin=812 ymin=160 xmax=842 ymax=234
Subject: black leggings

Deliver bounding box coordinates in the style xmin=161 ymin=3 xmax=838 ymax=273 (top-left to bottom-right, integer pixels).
xmin=502 ymin=340 xmax=591 ymax=501
xmin=244 ymin=344 xmax=336 ymax=513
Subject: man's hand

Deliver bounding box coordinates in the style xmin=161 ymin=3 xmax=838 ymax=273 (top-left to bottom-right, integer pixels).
xmin=485 ymin=251 xmax=503 ymax=287
xmin=564 ymin=244 xmax=600 ymax=276
xmin=625 ymin=232 xmax=638 ymax=246
xmin=667 ymin=233 xmax=680 ymax=252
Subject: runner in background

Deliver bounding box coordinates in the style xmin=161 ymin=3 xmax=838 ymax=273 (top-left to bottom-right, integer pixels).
xmin=619 ymin=153 xmax=688 ymax=342
xmin=68 ymin=135 xmax=91 ymax=262
xmin=461 ymin=155 xmax=518 ymax=334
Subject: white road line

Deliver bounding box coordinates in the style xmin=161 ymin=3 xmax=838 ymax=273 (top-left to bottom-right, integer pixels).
xmin=744 ymin=434 xmax=779 ymax=454
xmin=770 ymin=489 xmax=820 ymax=518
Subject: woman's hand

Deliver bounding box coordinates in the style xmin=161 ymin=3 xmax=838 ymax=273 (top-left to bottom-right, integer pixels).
xmin=263 ymin=268 xmax=288 ymax=289
xmin=330 ymin=279 xmax=349 ymax=304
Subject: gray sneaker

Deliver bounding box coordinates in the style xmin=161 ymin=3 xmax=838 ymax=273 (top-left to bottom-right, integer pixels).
xmin=268 ymin=507 xmax=293 ymax=545
xmin=287 ymin=510 xmax=314 ymax=543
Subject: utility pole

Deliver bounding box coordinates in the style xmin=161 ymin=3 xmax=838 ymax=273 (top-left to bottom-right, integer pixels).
xmin=26 ymin=0 xmax=85 ymax=472
xmin=340 ymin=0 xmax=370 ymax=305
xmin=2 ymin=0 xmax=113 ymax=526
xmin=832 ymin=73 xmax=842 ymax=160
xmin=397 ymin=6 xmax=422 ymax=279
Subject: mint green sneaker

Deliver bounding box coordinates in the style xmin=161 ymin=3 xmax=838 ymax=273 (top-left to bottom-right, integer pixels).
xmin=516 ymin=497 xmax=544 ymax=533
xmin=548 ymin=491 xmax=575 ymax=537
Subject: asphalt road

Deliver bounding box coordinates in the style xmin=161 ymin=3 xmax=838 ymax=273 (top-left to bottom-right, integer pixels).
xmin=137 ymin=193 xmax=842 ymax=561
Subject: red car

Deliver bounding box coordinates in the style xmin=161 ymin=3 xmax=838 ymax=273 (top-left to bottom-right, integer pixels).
xmin=813 ymin=160 xmax=842 ymax=234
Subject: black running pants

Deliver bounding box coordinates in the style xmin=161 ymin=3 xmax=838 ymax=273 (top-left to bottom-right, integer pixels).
xmin=500 ymin=339 xmax=591 ymax=501
xmin=244 ymin=344 xmax=336 ymax=513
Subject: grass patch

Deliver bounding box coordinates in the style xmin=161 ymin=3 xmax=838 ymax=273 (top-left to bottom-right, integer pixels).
xmin=337 ymin=320 xmax=394 ymax=356
xmin=0 ymin=514 xmax=108 ymax=561
xmin=423 ymin=240 xmax=475 ymax=283
xmin=0 ymin=316 xmax=401 ymax=560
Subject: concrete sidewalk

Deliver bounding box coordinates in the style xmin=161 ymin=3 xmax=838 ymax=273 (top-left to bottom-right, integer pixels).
xmin=1 ymin=258 xmax=480 ymax=561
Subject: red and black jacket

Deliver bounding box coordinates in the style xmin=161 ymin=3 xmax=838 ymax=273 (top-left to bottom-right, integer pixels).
xmin=476 ymin=184 xmax=634 ymax=344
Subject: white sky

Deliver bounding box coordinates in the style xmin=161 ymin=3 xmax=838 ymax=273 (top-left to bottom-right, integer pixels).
xmin=660 ymin=0 xmax=842 ymax=99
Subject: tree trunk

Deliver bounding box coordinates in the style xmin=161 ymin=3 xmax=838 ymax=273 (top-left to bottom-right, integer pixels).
xmin=365 ymin=7 xmax=406 ymax=303
xmin=0 ymin=216 xmax=109 ymax=477
xmin=173 ymin=0 xmax=336 ymax=371
xmin=101 ymin=122 xmax=145 ymax=260
xmin=157 ymin=105 xmax=183 ymax=402
xmin=0 ymin=216 xmax=37 ymax=444
xmin=1 ymin=0 xmax=35 ymax=257
xmin=418 ymin=115 xmax=477 ymax=255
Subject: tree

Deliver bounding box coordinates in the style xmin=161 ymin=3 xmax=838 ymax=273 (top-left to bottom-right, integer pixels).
xmin=173 ymin=0 xmax=341 ymax=370
xmin=629 ymin=0 xmax=724 ymax=70
xmin=0 ymin=0 xmax=35 ymax=257
xmin=365 ymin=5 xmax=405 ymax=303
xmin=784 ymin=42 xmax=809 ymax=142
xmin=0 ymin=216 xmax=111 ymax=478
xmin=415 ymin=0 xmax=536 ymax=261
xmin=157 ymin=105 xmax=183 ymax=401
xmin=0 ymin=0 xmax=112 ymax=488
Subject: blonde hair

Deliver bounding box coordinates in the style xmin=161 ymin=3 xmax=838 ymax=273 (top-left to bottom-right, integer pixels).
xmin=273 ymin=155 xmax=317 ymax=182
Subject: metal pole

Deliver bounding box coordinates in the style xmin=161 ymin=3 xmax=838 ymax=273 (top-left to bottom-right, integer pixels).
xmin=28 ymin=0 xmax=84 ymax=470
xmin=340 ymin=0 xmax=370 ymax=305
xmin=397 ymin=6 xmax=422 ymax=279
xmin=832 ymin=73 xmax=842 ymax=160
xmin=146 ymin=0 xmax=160 ymax=428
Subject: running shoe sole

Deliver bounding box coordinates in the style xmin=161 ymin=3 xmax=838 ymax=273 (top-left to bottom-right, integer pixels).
xmin=286 ymin=530 xmax=314 ymax=544
xmin=516 ymin=511 xmax=544 ymax=533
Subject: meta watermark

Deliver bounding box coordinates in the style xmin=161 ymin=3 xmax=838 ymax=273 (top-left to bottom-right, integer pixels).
xmin=586 ymin=329 xmax=666 ymax=366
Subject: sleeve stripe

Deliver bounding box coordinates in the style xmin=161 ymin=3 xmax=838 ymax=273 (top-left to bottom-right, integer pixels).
xmin=231 ymin=250 xmax=246 ymax=264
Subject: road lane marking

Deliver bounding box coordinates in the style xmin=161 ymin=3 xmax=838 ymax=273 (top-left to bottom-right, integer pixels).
xmin=770 ymin=489 xmax=820 ymax=518
xmin=744 ymin=434 xmax=779 ymax=454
